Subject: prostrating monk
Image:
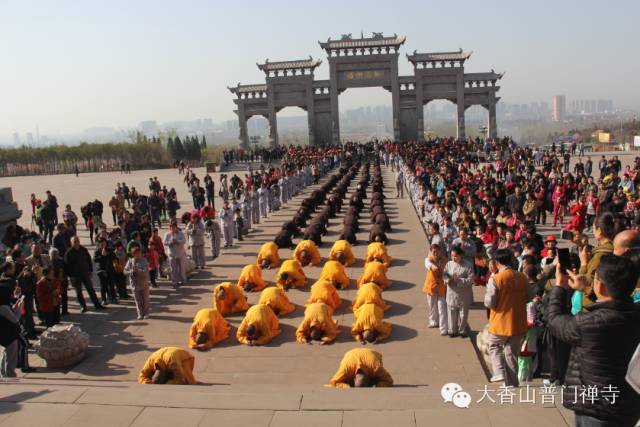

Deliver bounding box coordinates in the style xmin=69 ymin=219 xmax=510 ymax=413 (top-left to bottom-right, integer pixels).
xmin=258 ymin=287 xmax=295 ymax=317
xmin=296 ymin=302 xmax=339 ymax=344
xmin=351 ymin=303 xmax=392 ymax=344
xmin=236 ymin=303 xmax=280 ymax=346
xmin=327 ymin=348 xmax=393 ymax=388
xmin=327 ymin=240 xmax=355 ymax=267
xmin=138 ymin=347 xmax=197 ymax=384
xmin=276 ymin=259 xmax=307 ymax=290
xmin=307 ymin=279 xmax=341 ymax=311
xmin=189 ymin=308 xmax=230 ymax=350
xmin=213 ymin=282 xmax=250 ymax=316
xmin=256 ymin=242 xmax=280 ymax=269
xmin=357 ymin=260 xmax=390 ymax=290
xmin=318 ymin=260 xmax=350 ymax=290
xmin=237 ymin=264 xmax=268 ymax=292
xmin=364 ymin=242 xmax=393 ymax=268
xmin=293 ymin=239 xmax=322 ymax=267
xmin=368 ymin=224 xmax=389 ymax=245
xmin=352 ymin=282 xmax=389 ymax=313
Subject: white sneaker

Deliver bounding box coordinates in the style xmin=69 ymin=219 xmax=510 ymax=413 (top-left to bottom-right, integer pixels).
xmin=490 ymin=374 xmax=504 ymax=383
xmin=428 ymin=322 xmax=438 ymax=328
xmin=136 ymin=315 xmax=143 ymax=320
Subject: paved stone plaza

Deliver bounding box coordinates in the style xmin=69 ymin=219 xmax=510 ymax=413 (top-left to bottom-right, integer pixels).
xmin=0 ymin=162 xmax=601 ymax=426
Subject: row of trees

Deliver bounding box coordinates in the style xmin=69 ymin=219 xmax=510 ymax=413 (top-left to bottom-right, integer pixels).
xmin=0 ymin=132 xmax=210 ymax=177
xmin=167 ymin=135 xmax=206 ymax=162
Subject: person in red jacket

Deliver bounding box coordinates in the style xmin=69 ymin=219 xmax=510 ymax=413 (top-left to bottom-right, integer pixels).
xmin=585 ymin=189 xmax=600 ymax=232
xmin=36 ymin=267 xmax=61 ymax=327
xmin=566 ymin=196 xmax=587 ymax=235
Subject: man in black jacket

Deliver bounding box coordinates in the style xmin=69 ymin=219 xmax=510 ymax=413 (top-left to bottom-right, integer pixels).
xmin=65 ymin=236 xmax=104 ymax=312
xmin=549 ymin=255 xmax=640 ymax=427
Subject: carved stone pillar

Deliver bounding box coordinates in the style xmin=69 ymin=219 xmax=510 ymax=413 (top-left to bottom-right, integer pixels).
xmin=488 ymin=92 xmax=498 ymax=139
xmin=237 ymin=104 xmax=249 ymax=149
xmin=329 ymin=61 xmax=340 ymax=144
xmin=456 ymin=71 xmax=466 ymax=140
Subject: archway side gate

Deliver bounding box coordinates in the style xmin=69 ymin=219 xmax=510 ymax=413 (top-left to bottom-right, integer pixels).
xmin=229 ymin=33 xmax=503 ymax=147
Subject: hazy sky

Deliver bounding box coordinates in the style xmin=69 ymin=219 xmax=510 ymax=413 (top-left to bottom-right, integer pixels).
xmin=1 ymin=0 xmax=638 ymax=136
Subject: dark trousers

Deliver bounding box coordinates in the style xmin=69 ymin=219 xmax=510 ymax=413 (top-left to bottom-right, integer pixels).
xmin=114 ymin=272 xmax=128 ymax=298
xmin=43 ymin=224 xmax=54 ymax=244
xmin=20 ymin=295 xmax=36 ymax=336
xmin=150 ymin=212 xmax=161 ymax=229
xmin=149 ymin=269 xmax=157 ymax=287
xmin=72 ymin=274 xmax=100 ymax=309
xmin=235 ymin=220 xmax=244 ymax=240
xmin=111 ymin=210 xmax=117 ymax=225
xmin=42 ymin=310 xmax=60 ymax=328
xmin=98 ymin=274 xmax=117 ymax=302
xmin=536 ymin=206 xmax=547 ymax=224
xmin=549 ymin=336 xmax=570 ymax=384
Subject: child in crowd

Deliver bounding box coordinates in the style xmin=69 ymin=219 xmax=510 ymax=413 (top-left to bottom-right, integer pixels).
xmin=124 ymin=247 xmax=150 ymax=320
xmin=205 ymin=219 xmax=222 ymax=259
xmin=233 ymin=208 xmax=244 ymax=241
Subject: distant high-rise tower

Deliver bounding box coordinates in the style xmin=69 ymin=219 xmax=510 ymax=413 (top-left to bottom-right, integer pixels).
xmin=552 ymin=95 xmax=566 ymax=122
xmin=12 ymin=132 xmax=20 ymax=146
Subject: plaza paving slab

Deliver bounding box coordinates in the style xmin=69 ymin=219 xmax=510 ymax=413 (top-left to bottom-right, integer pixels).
xmin=0 ymin=163 xmax=577 ymax=425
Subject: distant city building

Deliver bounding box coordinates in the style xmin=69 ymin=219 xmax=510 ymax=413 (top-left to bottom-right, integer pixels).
xmin=552 ymin=95 xmax=566 ymax=122
xmin=139 ymin=120 xmax=158 ymax=136
xmin=26 ymin=132 xmax=34 ymax=145
xmin=12 ymin=132 xmax=20 ymax=146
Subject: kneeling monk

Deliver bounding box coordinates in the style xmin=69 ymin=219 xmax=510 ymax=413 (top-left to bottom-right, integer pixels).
xmin=357 ymin=260 xmax=390 ymax=290
xmin=276 ymin=259 xmax=307 ymax=290
xmin=258 ymin=287 xmax=295 ymax=317
xmin=307 ymin=279 xmax=341 ymax=311
xmin=237 ymin=264 xmax=268 ymax=292
xmin=138 ymin=347 xmax=197 ymax=384
xmin=296 ymin=302 xmax=339 ymax=344
xmin=364 ymin=242 xmax=393 ymax=268
xmin=256 ymin=242 xmax=280 ymax=269
xmin=213 ymin=282 xmax=249 ymax=315
xmin=318 ymin=260 xmax=350 ymax=290
xmin=327 ymin=240 xmax=355 ymax=267
xmin=352 ymin=282 xmax=389 ymax=313
xmin=293 ymin=239 xmax=322 ymax=267
xmin=351 ymin=303 xmax=392 ymax=344
xmin=327 ymin=348 xmax=393 ymax=388
xmin=236 ymin=304 xmax=280 ymax=346
xmin=189 ymin=308 xmax=230 ymax=350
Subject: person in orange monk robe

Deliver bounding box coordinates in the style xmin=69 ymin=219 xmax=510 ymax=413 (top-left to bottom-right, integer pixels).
xmin=326 ymin=348 xmax=393 ymax=388
xmin=318 ymin=260 xmax=350 ymax=290
xmin=364 ymin=241 xmax=393 ymax=268
xmin=351 ymin=303 xmax=392 ymax=344
xmin=276 ymin=259 xmax=307 ymax=290
xmin=258 ymin=287 xmax=295 ymax=317
xmin=237 ymin=264 xmax=268 ymax=292
xmin=138 ymin=347 xmax=197 ymax=384
xmin=296 ymin=302 xmax=339 ymax=344
xmin=352 ymin=282 xmax=389 ymax=313
xmin=306 ymin=279 xmax=341 ymax=312
xmin=256 ymin=242 xmax=280 ymax=269
xmin=293 ymin=239 xmax=322 ymax=267
xmin=236 ymin=303 xmax=280 ymax=346
xmin=327 ymin=239 xmax=355 ymax=267
xmin=213 ymin=282 xmax=249 ymax=316
xmin=188 ymin=308 xmax=230 ymax=350
xmin=357 ymin=260 xmax=390 ymax=290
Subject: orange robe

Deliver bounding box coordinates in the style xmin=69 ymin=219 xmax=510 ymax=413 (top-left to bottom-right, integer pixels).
xmin=276 ymin=259 xmax=307 ymax=289
xmin=318 ymin=260 xmax=350 ymax=290
xmin=326 ymin=348 xmax=393 ymax=388
xmin=327 ymin=240 xmax=355 ymax=267
xmin=256 ymin=242 xmax=280 ymax=268
xmin=236 ymin=304 xmax=281 ymax=345
xmin=422 ymin=254 xmax=447 ymax=297
xmin=357 ymin=261 xmax=390 ymax=289
xmin=352 ymin=282 xmax=389 ymax=313
xmin=293 ymin=240 xmax=322 ymax=266
xmin=237 ymin=264 xmax=268 ymax=292
xmin=351 ymin=303 xmax=392 ymax=343
xmin=307 ymin=279 xmax=341 ymax=311
xmin=213 ymin=282 xmax=250 ymax=316
xmin=188 ymin=308 xmax=230 ymax=350
xmin=138 ymin=347 xmax=197 ymax=385
xmin=258 ymin=287 xmax=295 ymax=317
xmin=295 ymin=302 xmax=339 ymax=344
xmin=364 ymin=242 xmax=393 ymax=268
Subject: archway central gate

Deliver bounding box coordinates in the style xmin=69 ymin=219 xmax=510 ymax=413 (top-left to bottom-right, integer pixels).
xmin=229 ymin=33 xmax=503 ymax=147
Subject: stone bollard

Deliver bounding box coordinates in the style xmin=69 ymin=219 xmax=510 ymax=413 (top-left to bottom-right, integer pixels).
xmin=35 ymin=323 xmax=90 ymax=368
xmin=475 ymin=323 xmax=494 ymax=375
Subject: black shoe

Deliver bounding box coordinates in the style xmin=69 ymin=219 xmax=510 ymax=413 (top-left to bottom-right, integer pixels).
xmin=95 ymin=304 xmax=106 ymax=310
xmin=460 ymin=332 xmax=468 ymax=338
xmin=21 ymin=367 xmax=36 ymax=373
xmin=81 ymin=306 xmax=88 ymax=313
